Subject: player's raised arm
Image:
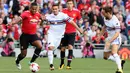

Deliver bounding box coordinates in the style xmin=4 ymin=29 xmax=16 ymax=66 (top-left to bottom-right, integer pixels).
xmin=63 ymin=14 xmax=83 ymax=34
xmin=69 ymin=20 xmax=83 ymax=34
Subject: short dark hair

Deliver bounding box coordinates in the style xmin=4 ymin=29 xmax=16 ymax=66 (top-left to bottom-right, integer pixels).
xmin=103 ymin=6 xmax=113 ymax=14
xmin=52 ymin=3 xmax=59 ymax=7
xmin=66 ymin=0 xmax=74 ymax=3
xmin=31 ymin=2 xmax=38 ymax=7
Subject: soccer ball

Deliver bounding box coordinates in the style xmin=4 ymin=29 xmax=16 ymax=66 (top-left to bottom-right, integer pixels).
xmin=30 ymin=63 xmax=40 ymax=73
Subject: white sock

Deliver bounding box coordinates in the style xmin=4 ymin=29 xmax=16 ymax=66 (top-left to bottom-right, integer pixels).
xmin=108 ymin=55 xmax=115 ymax=62
xmin=48 ymin=50 xmax=53 ymax=65
xmin=113 ymin=53 xmax=122 ymax=70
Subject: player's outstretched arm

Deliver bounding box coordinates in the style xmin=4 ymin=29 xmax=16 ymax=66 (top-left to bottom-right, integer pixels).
xmin=69 ymin=20 xmax=83 ymax=34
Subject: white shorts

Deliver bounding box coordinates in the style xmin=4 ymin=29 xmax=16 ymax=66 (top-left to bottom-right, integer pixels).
xmin=105 ymin=36 xmax=121 ymax=45
xmin=47 ymin=32 xmax=63 ymax=49
xmin=104 ymin=36 xmax=122 ymax=52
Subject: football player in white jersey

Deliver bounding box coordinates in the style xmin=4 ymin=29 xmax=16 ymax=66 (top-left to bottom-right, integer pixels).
xmin=44 ymin=4 xmax=83 ymax=70
xmin=101 ymin=6 xmax=123 ymax=73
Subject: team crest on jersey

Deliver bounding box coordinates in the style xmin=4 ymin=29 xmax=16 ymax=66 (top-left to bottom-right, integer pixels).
xmin=30 ymin=19 xmax=38 ymax=24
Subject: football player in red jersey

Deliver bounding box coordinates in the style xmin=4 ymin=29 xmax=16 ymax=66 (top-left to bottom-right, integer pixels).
xmin=12 ymin=2 xmax=42 ymax=70
xmin=59 ymin=0 xmax=83 ymax=69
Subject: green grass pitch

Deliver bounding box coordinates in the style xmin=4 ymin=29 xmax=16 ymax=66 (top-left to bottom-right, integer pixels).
xmin=0 ymin=57 xmax=129 ymax=73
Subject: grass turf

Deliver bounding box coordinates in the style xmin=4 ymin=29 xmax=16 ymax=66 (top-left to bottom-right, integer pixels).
xmin=0 ymin=57 xmax=129 ymax=73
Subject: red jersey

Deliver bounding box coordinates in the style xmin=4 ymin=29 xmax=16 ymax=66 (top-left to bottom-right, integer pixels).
xmin=21 ymin=11 xmax=41 ymax=34
xmin=62 ymin=8 xmax=82 ymax=33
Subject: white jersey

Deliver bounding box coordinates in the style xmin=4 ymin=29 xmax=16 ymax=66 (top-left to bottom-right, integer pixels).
xmin=46 ymin=12 xmax=72 ymax=37
xmin=104 ymin=15 xmax=121 ymax=45
xmin=46 ymin=12 xmax=72 ymax=48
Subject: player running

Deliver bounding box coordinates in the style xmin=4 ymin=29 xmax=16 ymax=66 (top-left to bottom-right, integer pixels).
xmin=12 ymin=2 xmax=42 ymax=70
xmin=59 ymin=0 xmax=83 ymax=70
xmin=44 ymin=4 xmax=83 ymax=70
xmin=101 ymin=6 xmax=123 ymax=73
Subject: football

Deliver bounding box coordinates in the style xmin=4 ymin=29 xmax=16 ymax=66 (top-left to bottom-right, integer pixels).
xmin=29 ymin=63 xmax=40 ymax=73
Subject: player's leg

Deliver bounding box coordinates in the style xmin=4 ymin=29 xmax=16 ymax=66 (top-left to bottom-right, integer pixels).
xmin=15 ymin=49 xmax=27 ymax=69
xmin=15 ymin=34 xmax=29 ymax=69
xmin=121 ymin=59 xmax=125 ymax=69
xmin=66 ymin=45 xmax=73 ymax=69
xmin=66 ymin=33 xmax=76 ymax=69
xmin=111 ymin=44 xmax=123 ymax=73
xmin=59 ymin=35 xmax=67 ymax=69
xmin=48 ymin=46 xmax=55 ymax=70
xmin=30 ymin=40 xmax=42 ymax=63
xmin=103 ymin=41 xmax=111 ymax=60
xmin=47 ymin=33 xmax=56 ymax=70
xmin=28 ymin=34 xmax=42 ymax=63
xmin=117 ymin=51 xmax=126 ymax=69
xmin=59 ymin=46 xmax=65 ymax=69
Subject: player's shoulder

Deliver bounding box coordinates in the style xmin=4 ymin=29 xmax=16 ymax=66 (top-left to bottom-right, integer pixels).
xmin=112 ymin=15 xmax=120 ymax=26
xmin=62 ymin=8 xmax=68 ymax=11
xmin=23 ymin=10 xmax=30 ymax=13
xmin=59 ymin=12 xmax=67 ymax=15
xmin=73 ymin=8 xmax=80 ymax=12
xmin=73 ymin=8 xmax=79 ymax=11
xmin=36 ymin=11 xmax=40 ymax=14
xmin=21 ymin=10 xmax=30 ymax=16
xmin=62 ymin=8 xmax=68 ymax=13
xmin=112 ymin=15 xmax=118 ymax=21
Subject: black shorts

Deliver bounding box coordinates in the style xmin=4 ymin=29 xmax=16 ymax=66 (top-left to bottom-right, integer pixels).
xmin=20 ymin=33 xmax=40 ymax=50
xmin=61 ymin=33 xmax=76 ymax=47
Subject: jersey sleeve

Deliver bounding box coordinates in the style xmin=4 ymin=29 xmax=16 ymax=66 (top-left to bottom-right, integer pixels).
xmin=20 ymin=12 xmax=27 ymax=19
xmin=63 ymin=13 xmax=73 ymax=22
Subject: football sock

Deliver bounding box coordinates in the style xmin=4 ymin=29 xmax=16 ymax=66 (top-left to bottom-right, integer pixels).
xmin=16 ymin=54 xmax=25 ymax=64
xmin=30 ymin=48 xmax=41 ymax=63
xmin=108 ymin=55 xmax=115 ymax=61
xmin=108 ymin=53 xmax=122 ymax=70
xmin=48 ymin=50 xmax=53 ymax=64
xmin=67 ymin=50 xmax=73 ymax=66
xmin=60 ymin=51 xmax=65 ymax=65
xmin=113 ymin=53 xmax=122 ymax=70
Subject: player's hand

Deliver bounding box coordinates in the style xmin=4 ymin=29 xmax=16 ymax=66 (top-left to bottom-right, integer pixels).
xmin=79 ymin=28 xmax=83 ymax=34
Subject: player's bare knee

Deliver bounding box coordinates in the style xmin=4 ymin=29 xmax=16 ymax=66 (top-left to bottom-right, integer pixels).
xmin=68 ymin=45 xmax=73 ymax=50
xmin=61 ymin=47 xmax=65 ymax=52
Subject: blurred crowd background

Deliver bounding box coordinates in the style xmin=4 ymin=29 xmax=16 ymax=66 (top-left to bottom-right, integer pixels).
xmin=0 ymin=0 xmax=130 ymax=57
